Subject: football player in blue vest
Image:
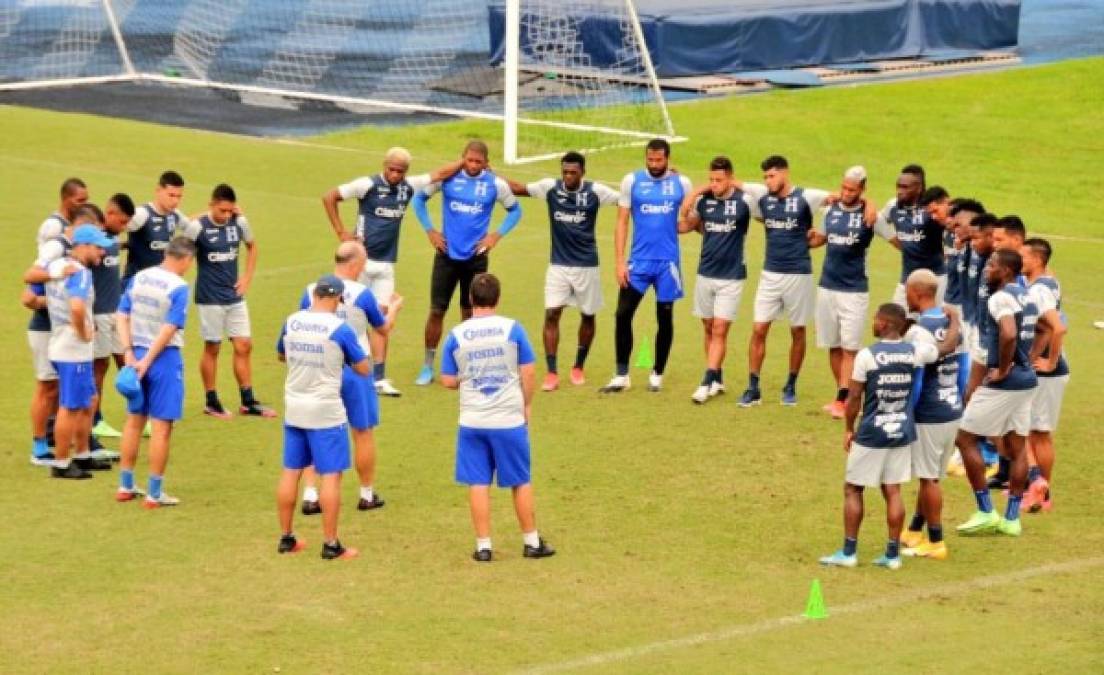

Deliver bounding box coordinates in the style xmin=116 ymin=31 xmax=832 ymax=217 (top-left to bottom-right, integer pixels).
xmin=412 ymin=140 xmax=523 ymax=386
xmin=505 ymin=151 xmax=620 ymax=391
xmin=123 ymin=171 xmax=190 ymax=287
xmin=600 ymin=139 xmax=692 ymax=393
xmin=322 ymin=148 xmax=462 ymax=397
xmin=820 ymin=303 xmax=938 ymax=569
xmin=179 ymin=184 xmax=274 ymax=419
xmin=36 ymin=177 xmax=87 ymax=246
xmin=880 ymin=165 xmax=949 ymax=308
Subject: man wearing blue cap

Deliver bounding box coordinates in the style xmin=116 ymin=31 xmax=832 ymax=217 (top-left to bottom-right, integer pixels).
xmin=276 ymin=275 xmax=372 ymax=560
xmin=115 ymin=237 xmax=196 ymax=507
xmin=44 ymin=224 xmax=114 ymax=479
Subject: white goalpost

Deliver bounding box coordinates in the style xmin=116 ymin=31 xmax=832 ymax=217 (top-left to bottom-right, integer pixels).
xmin=0 ymin=0 xmax=680 ymax=164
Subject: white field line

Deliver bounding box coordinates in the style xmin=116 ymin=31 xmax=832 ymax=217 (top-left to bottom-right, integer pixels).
xmin=516 ymin=555 xmax=1104 ymax=674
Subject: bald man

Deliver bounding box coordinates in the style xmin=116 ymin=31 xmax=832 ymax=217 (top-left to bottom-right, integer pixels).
xmin=322 ymin=148 xmax=460 ymax=397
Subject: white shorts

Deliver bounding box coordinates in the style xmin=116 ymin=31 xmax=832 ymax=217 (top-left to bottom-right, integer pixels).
xmin=960 ymin=386 xmax=1034 ymax=437
xmin=893 ymin=273 xmax=947 ymax=308
xmin=93 ymin=313 xmax=123 ymax=359
xmin=27 ymin=330 xmax=57 ymax=381
xmin=753 ymin=271 xmax=814 ymax=326
xmin=544 ymin=265 xmax=602 ymax=316
xmin=693 ymin=275 xmax=744 ymax=321
xmin=198 ymin=302 xmax=252 ymax=343
xmin=815 ymin=288 xmax=869 ymax=351
xmin=968 ymin=325 xmax=988 ymax=365
xmin=911 ymin=420 xmax=960 ymax=480
xmin=359 ymin=259 xmax=396 ymax=305
xmin=846 ymin=443 xmax=912 ymax=487
xmin=1030 ymin=375 xmax=1069 ymax=432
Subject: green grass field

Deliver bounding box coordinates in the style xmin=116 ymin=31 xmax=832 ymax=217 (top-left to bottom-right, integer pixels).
xmin=1 ymin=58 xmax=1103 ymax=673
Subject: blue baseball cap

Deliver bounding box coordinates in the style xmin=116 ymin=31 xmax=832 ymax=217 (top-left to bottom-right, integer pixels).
xmin=314 ymin=274 xmax=345 ymax=298
xmin=114 ymin=365 xmax=144 ymax=409
xmin=72 ymin=224 xmax=114 ymax=249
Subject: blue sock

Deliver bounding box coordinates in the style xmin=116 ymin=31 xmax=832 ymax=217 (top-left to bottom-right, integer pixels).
xmin=32 ymin=437 xmax=49 ymax=457
xmin=785 ymin=372 xmax=798 ymax=389
xmin=748 ymin=373 xmax=760 ymax=390
xmin=715 ymin=368 xmax=723 ymax=384
xmin=886 ymin=540 xmax=900 ymax=559
xmin=616 ymin=363 xmax=629 ymax=377
xmin=908 ymin=512 xmax=925 ymax=532
xmin=1005 ymin=495 xmax=1022 ymax=521
xmin=956 ymin=353 xmax=970 ymax=394
xmin=928 ymin=524 xmax=944 ymax=544
xmin=148 ymin=474 xmax=163 ymax=499
xmin=975 ymin=489 xmax=993 ymax=513
xmin=373 ymin=362 xmax=385 ymax=380
xmin=1028 ymin=465 xmax=1042 ymax=483
xmin=701 ymin=370 xmax=713 ymax=386
xmin=843 ymin=537 xmax=857 ymax=556
xmin=120 ymin=469 xmax=135 ymax=491
xmin=546 ymin=354 xmax=557 ymax=374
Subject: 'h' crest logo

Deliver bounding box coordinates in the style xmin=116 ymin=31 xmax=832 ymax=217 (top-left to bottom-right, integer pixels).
xmin=474 ymin=181 xmax=489 ymax=198
xmin=785 ymin=197 xmax=799 ymax=213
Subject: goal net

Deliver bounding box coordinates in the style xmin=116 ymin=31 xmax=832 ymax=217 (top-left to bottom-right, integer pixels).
xmin=0 ymin=0 xmax=678 ymax=163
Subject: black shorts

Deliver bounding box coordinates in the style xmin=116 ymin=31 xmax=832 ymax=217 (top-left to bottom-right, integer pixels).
xmin=430 ymin=251 xmax=489 ymax=311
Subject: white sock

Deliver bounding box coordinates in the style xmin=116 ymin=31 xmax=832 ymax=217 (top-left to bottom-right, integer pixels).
xmin=359 ymin=486 xmax=374 ymax=502
xmin=523 ymin=530 xmax=540 ymax=548
xmin=73 ymin=451 xmax=91 ymax=460
xmin=54 ymin=458 xmax=71 ymax=468
xmin=476 ymin=537 xmax=492 ymax=551
xmin=303 ymin=486 xmax=319 ymax=502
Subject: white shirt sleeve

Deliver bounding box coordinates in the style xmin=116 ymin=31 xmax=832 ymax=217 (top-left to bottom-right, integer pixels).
xmin=337 ymin=176 xmax=375 ymax=201
xmin=873 ymin=213 xmax=896 ymax=240
xmin=741 ymin=183 xmax=768 ymax=219
xmin=914 ymin=340 xmax=940 ymax=365
xmin=803 ymin=188 xmax=830 ymax=213
xmin=851 ymin=348 xmax=875 ymax=382
xmin=494 ymin=177 xmax=518 ymax=208
xmin=617 ymin=173 xmax=635 ymax=208
xmin=420 ymin=181 xmax=441 ymax=197
xmin=879 ymin=198 xmax=897 ymax=226
xmin=37 ymin=217 xmax=64 ymax=246
xmin=678 ymin=174 xmax=693 ymax=195
xmin=405 ymin=174 xmax=432 ymax=192
xmin=988 ymin=289 xmax=1020 ymax=321
xmin=177 ymin=217 xmax=203 ymax=241
xmin=905 ymin=324 xmax=936 ymax=347
xmin=1029 ymin=284 xmax=1058 ymax=314
xmin=526 ymin=178 xmax=556 ymax=200
xmin=126 ymin=206 xmax=150 ymax=233
xmin=238 ymin=215 xmax=255 ymax=244
xmin=34 ymin=239 xmax=66 ymax=268
xmin=173 ymin=210 xmax=192 ymax=237
xmin=592 ymin=181 xmax=621 ymax=205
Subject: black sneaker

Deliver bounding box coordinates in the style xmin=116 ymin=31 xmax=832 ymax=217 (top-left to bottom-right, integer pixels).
xmin=472 ymin=548 xmax=493 ymax=562
xmin=301 ymin=500 xmax=321 ymax=516
xmin=74 ymin=457 xmax=113 ymax=472
xmin=51 ymin=463 xmax=92 ymax=480
xmin=239 ymin=402 xmax=276 ymax=418
xmin=523 ymin=538 xmax=556 ymax=559
xmin=357 ymin=494 xmax=385 ymax=511
xmin=321 ymin=540 xmax=358 ymax=560
xmin=987 ymin=475 xmax=1009 ymax=490
xmin=277 ymin=534 xmax=304 ymax=554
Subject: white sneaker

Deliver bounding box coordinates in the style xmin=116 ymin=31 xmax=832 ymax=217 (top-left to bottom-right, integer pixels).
xmin=115 ymin=486 xmax=146 ymax=502
xmin=691 ymin=385 xmax=710 ymax=404
xmin=599 ymin=375 xmax=631 ymax=393
xmin=709 ymin=381 xmax=726 ymax=398
xmin=375 ymin=379 xmax=402 ymax=398
xmin=648 ymin=371 xmax=663 ymax=392
xmin=90 ymin=448 xmax=120 ymax=461
xmin=144 ymin=492 xmax=180 ymax=509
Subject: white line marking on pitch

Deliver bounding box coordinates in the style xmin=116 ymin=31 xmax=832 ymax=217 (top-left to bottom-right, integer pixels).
xmin=515 ymin=556 xmax=1104 ymax=674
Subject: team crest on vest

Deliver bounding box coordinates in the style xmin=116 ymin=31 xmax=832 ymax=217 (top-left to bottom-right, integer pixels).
xmin=785 ymin=197 xmax=799 ymax=213
xmin=723 ymin=200 xmax=740 ymax=216
xmin=474 ymin=181 xmax=489 ymax=198
xmin=661 ymin=180 xmax=675 ymax=196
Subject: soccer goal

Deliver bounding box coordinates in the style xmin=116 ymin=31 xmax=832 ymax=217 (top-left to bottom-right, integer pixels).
xmin=0 ymin=0 xmax=679 ymax=164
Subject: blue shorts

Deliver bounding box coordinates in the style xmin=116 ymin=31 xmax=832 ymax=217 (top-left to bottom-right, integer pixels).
xmin=628 ymin=259 xmax=683 ymax=302
xmin=53 ymin=361 xmax=96 ymax=410
xmin=455 ymin=425 xmax=531 ymax=488
xmin=341 ymin=366 xmax=379 ymax=431
xmin=129 ymin=347 xmax=184 ymax=421
xmin=283 ymin=424 xmax=350 ymax=474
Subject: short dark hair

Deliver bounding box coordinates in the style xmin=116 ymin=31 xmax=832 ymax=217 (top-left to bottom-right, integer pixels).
xmin=211 ymin=183 xmax=237 ymax=203
xmin=901 ymin=163 xmax=926 ymax=188
xmin=463 ymin=140 xmax=489 ymax=158
xmin=645 ymin=138 xmax=670 ymax=157
xmin=760 ymin=155 xmax=788 ymax=171
xmin=709 ymin=156 xmax=733 ymax=173
xmin=950 ymin=198 xmax=985 ymax=216
xmin=159 ymin=171 xmax=185 ymax=188
xmin=993 ymin=248 xmax=1022 ymax=277
xmin=919 ymin=185 xmax=949 ymax=207
xmin=73 ymin=203 xmax=104 ymax=224
xmin=877 ymin=302 xmax=907 ymax=332
xmin=469 ymin=273 xmax=501 ymax=308
xmin=1024 ymin=237 xmax=1052 ymax=266
xmin=996 ymin=215 xmax=1026 ymax=239
xmin=108 ymin=193 xmax=136 ymax=218
xmin=560 ymin=151 xmax=586 ymax=169
xmin=60 ymin=177 xmax=86 ymax=198
xmin=165 ymin=236 xmax=196 ymax=259
xmin=971 ymin=213 xmax=998 ymax=230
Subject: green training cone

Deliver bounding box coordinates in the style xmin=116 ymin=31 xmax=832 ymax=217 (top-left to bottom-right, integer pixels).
xmin=633 ymin=336 xmax=654 ymax=369
xmin=803 ymin=578 xmax=827 ymax=619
